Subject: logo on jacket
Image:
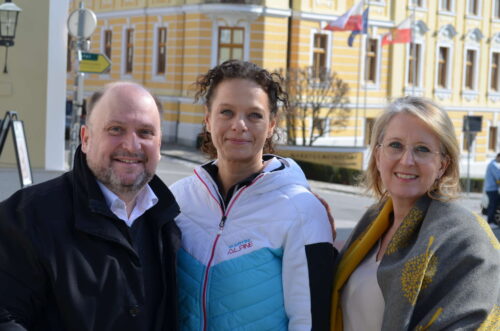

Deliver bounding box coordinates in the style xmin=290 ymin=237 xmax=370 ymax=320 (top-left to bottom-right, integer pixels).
xmin=227 ymin=239 xmax=253 ymax=255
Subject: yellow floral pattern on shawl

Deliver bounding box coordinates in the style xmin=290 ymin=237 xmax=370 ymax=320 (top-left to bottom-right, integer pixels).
xmin=386 ymin=208 xmax=423 ymax=255
xmin=477 ymin=305 xmax=500 ymax=330
xmin=473 ymin=213 xmax=500 ymax=250
xmin=414 ymin=308 xmax=443 ymax=331
xmin=401 ymin=236 xmax=438 ymax=305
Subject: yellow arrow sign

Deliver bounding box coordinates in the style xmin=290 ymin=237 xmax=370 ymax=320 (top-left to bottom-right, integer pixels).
xmin=79 ymin=52 xmax=111 ymax=74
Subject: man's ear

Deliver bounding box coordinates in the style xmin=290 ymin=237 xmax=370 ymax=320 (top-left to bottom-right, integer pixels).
xmin=80 ymin=125 xmax=89 ymax=153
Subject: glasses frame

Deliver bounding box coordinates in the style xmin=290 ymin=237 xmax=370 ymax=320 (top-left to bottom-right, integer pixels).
xmin=377 ymin=142 xmax=445 ymax=163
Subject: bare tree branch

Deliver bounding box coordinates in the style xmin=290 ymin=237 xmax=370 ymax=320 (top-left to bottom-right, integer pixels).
xmin=280 ymin=67 xmax=350 ymax=146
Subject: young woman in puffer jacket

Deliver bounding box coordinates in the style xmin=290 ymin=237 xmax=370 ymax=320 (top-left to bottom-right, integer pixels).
xmin=170 ymin=60 xmax=337 ymax=331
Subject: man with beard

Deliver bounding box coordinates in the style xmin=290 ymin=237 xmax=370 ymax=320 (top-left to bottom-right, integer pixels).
xmin=0 ymin=82 xmax=181 ymax=331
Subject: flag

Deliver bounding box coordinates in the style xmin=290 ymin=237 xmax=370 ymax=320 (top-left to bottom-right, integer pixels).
xmin=324 ymin=1 xmax=364 ymax=32
xmin=347 ymin=7 xmax=369 ymax=47
xmin=382 ymin=17 xmax=412 ymax=46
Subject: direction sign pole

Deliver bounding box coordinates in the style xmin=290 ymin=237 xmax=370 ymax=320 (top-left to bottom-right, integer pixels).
xmin=67 ymin=2 xmax=96 ymax=168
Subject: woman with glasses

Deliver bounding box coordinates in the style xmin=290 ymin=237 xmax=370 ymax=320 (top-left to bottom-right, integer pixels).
xmin=330 ymin=96 xmax=500 ymax=330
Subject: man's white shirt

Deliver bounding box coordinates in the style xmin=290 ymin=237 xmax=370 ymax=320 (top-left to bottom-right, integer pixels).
xmin=97 ymin=181 xmax=158 ymax=227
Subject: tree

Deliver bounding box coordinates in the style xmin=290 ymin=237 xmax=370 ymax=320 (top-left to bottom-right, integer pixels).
xmin=280 ymin=66 xmax=350 ymax=146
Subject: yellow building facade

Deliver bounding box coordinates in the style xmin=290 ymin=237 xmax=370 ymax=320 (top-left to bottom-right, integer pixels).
xmin=67 ymin=0 xmax=500 ymax=176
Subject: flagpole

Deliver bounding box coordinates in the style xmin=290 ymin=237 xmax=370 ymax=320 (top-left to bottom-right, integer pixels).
xmin=354 ymin=0 xmax=365 ymax=147
xmin=363 ymin=2 xmax=369 ymax=143
xmin=411 ymin=0 xmax=417 ymax=95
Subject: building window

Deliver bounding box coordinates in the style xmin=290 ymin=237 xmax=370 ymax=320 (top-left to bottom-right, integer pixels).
xmin=412 ymin=0 xmax=424 ymax=7
xmin=491 ymin=52 xmax=500 ymax=91
xmin=125 ymin=28 xmax=134 ymax=74
xmin=67 ymin=35 xmax=72 ymax=73
xmin=312 ymin=33 xmax=328 ymax=79
xmin=440 ymin=0 xmax=453 ymax=11
xmin=364 ymin=118 xmax=375 ymax=145
xmin=104 ymin=30 xmax=112 ymax=60
xmin=157 ymin=27 xmax=167 ymax=75
xmin=365 ymin=38 xmax=378 ymax=83
xmin=465 ymin=49 xmax=477 ymax=90
xmin=437 ymin=46 xmax=449 ymax=88
xmin=467 ymin=0 xmax=479 ymax=15
xmin=218 ymin=27 xmax=244 ymax=64
xmin=495 ymin=0 xmax=500 ymax=19
xmin=489 ymin=126 xmax=498 ymax=151
xmin=408 ymin=43 xmax=421 ymax=86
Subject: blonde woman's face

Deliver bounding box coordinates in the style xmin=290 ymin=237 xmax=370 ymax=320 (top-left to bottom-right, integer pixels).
xmin=375 ymin=113 xmax=448 ymax=207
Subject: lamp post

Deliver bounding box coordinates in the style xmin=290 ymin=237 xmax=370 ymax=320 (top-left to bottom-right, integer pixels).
xmin=0 ymin=0 xmax=21 ymax=74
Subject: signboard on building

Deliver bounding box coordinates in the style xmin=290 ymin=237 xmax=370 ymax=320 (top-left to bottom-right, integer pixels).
xmin=276 ymin=145 xmax=366 ymax=170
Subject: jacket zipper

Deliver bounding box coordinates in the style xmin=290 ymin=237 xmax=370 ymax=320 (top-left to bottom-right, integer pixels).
xmin=194 ymin=169 xmax=264 ymax=331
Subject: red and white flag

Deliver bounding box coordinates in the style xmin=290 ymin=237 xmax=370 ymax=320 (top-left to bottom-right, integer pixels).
xmin=324 ymin=1 xmax=364 ymax=32
xmin=382 ymin=17 xmax=412 ymax=46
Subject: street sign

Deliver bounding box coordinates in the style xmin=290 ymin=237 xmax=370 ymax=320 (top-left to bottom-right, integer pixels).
xmin=79 ymin=52 xmax=111 ymax=74
xmin=67 ymin=8 xmax=97 ymax=39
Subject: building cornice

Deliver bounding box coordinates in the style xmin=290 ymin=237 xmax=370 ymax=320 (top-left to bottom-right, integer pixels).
xmin=95 ymin=4 xmax=290 ymax=19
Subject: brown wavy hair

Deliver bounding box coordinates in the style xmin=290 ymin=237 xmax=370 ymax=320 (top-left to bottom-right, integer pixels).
xmin=194 ymin=60 xmax=288 ymax=159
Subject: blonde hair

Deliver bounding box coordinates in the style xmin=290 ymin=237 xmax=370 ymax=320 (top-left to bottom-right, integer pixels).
xmin=364 ymin=96 xmax=460 ymax=201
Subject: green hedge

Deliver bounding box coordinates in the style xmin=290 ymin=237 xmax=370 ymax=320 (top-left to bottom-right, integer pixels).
xmin=295 ymin=160 xmax=362 ymax=186
xmin=296 ymin=159 xmax=484 ymax=193
xmin=459 ymin=178 xmax=484 ymax=193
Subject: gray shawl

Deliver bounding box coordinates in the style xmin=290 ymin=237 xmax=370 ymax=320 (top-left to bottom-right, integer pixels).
xmin=332 ymin=195 xmax=500 ymax=330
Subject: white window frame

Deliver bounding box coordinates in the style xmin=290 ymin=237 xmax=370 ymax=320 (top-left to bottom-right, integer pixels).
xmin=487 ymin=121 xmax=498 ymax=152
xmin=152 ymin=23 xmax=168 ymax=82
xmin=438 ymin=0 xmax=455 ymax=14
xmin=493 ymin=0 xmax=500 ymax=21
xmin=405 ymin=41 xmax=425 ymax=93
xmin=434 ymin=42 xmax=453 ymax=99
xmin=462 ymin=44 xmax=480 ymax=101
xmin=99 ymin=25 xmax=112 ymax=79
xmin=121 ymin=24 xmax=135 ymax=78
xmin=466 ymin=0 xmax=482 ymax=18
xmin=489 ymin=49 xmax=500 ymax=92
xmin=309 ymin=28 xmax=332 ymax=71
xmin=361 ymin=35 xmax=381 ymax=90
xmin=488 ymin=40 xmax=500 ymax=101
xmin=210 ymin=19 xmax=250 ymax=68
xmin=408 ymin=0 xmax=426 ymax=10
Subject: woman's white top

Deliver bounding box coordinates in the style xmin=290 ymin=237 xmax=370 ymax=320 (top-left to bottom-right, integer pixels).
xmin=341 ymin=241 xmax=385 ymax=331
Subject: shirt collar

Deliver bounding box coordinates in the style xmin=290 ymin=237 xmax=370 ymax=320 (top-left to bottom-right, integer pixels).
xmin=97 ymin=181 xmax=159 ymax=227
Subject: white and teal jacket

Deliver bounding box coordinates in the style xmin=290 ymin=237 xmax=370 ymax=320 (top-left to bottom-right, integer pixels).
xmin=170 ymin=156 xmax=336 ymax=331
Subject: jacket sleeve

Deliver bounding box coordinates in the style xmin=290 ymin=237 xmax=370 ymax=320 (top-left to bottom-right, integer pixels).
xmin=411 ymin=216 xmax=500 ymax=330
xmin=0 ymin=195 xmax=48 ymax=329
xmin=282 ymin=191 xmax=337 ymax=331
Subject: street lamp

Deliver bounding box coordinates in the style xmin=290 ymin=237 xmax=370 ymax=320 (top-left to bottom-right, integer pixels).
xmin=0 ymin=0 xmax=21 ymax=73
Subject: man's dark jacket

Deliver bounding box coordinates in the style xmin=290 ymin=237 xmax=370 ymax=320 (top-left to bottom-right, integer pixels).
xmin=0 ymin=148 xmax=181 ymax=330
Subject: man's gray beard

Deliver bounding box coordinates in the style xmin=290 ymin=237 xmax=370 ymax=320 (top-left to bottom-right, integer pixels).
xmin=89 ymin=161 xmax=154 ymax=196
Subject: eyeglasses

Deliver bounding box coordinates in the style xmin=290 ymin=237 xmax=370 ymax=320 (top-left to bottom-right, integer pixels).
xmin=377 ymin=141 xmax=443 ymax=163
